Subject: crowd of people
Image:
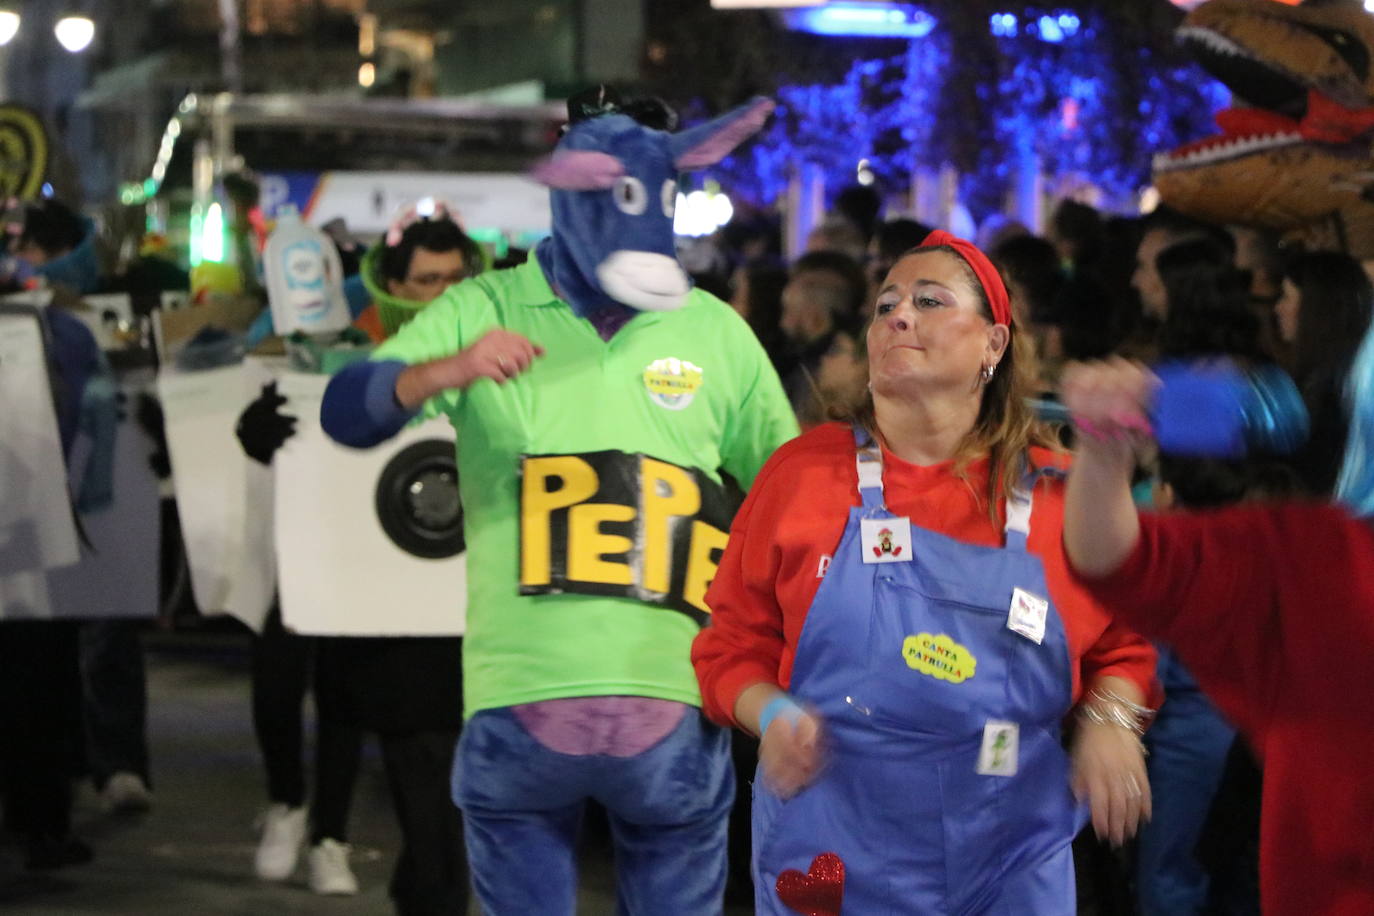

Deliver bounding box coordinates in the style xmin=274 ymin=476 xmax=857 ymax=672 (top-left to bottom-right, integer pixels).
xmin=3 ymin=87 xmax=1374 ymax=915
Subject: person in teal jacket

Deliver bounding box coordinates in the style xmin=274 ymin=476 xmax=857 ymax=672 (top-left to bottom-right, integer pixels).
xmin=321 ymin=88 xmax=795 ymax=914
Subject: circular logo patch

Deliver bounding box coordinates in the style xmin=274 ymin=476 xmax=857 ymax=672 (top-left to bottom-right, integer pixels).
xmin=642 ymin=357 xmax=703 ymax=411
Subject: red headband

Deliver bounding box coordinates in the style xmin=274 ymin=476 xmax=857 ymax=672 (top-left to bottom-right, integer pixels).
xmin=916 ymin=229 xmax=1012 ymax=326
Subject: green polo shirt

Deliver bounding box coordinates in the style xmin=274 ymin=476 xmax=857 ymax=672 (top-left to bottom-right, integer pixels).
xmin=372 ymin=258 xmax=798 ymax=715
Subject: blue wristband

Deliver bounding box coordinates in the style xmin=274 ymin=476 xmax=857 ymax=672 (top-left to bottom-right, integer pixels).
xmin=757 ymin=693 xmax=804 ymax=737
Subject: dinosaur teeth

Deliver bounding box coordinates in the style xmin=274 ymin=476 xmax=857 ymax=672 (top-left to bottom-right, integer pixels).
xmin=1177 ymin=26 xmax=1246 ymax=59
xmin=1153 ymin=131 xmax=1303 ymax=173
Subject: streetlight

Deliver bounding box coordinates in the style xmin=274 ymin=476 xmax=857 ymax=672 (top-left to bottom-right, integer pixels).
xmin=0 ymin=6 xmax=19 ymax=46
xmin=54 ymin=15 xmax=96 ymax=53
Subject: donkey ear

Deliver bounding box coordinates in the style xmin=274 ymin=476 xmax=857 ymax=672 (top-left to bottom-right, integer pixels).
xmin=668 ymin=97 xmax=775 ymax=171
xmin=530 ymin=150 xmax=626 ymax=190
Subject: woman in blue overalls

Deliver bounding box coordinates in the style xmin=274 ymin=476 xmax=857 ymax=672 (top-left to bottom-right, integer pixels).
xmin=693 ymin=231 xmax=1159 ymax=914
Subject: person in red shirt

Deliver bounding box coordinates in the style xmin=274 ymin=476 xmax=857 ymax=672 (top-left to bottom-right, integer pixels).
xmin=693 ymin=231 xmax=1159 ymax=914
xmin=1061 ymin=357 xmax=1374 ymax=916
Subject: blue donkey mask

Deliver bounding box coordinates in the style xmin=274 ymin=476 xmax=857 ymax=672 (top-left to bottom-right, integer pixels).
xmin=531 ymin=96 xmax=774 ymax=326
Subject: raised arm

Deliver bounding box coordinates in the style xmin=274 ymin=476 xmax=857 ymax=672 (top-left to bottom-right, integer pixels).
xmin=320 ymin=326 xmax=543 ymax=448
xmin=393 ymin=328 xmax=544 ymax=409
xmin=1060 ymin=359 xmax=1156 ymax=577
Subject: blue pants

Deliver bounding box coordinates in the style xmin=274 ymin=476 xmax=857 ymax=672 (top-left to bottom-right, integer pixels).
xmin=452 ymin=705 xmax=733 ymax=916
xmin=1137 ymin=648 xmax=1237 ymax=916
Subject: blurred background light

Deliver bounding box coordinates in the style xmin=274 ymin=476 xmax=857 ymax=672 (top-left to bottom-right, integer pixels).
xmin=786 ymin=3 xmax=936 ymax=39
xmin=674 ymin=189 xmax=734 ymax=237
xmin=201 ymin=202 xmax=226 ymax=263
xmin=54 ymin=15 xmax=95 ymax=53
xmin=710 ymin=1 xmax=823 ymax=7
xmin=0 ymin=9 xmax=20 ymax=46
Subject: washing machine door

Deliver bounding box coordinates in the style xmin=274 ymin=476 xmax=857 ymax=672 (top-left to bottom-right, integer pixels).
xmin=375 ymin=438 xmax=465 ymax=560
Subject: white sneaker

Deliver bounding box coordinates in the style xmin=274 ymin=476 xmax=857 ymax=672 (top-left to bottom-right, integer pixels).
xmin=307 ymin=838 xmax=359 ymax=895
xmin=254 ymin=804 xmax=307 ymax=881
xmin=101 ymin=771 xmax=152 ymax=814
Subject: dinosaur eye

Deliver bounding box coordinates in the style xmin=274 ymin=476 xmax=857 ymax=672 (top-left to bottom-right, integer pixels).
xmin=661 ymin=179 xmax=677 ymax=218
xmin=1296 ymin=23 xmax=1369 ymax=82
xmin=612 ymin=176 xmax=647 ymax=215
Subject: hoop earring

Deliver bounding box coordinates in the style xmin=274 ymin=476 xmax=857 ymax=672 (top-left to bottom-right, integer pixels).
xmin=980 ymin=364 xmax=995 ymax=385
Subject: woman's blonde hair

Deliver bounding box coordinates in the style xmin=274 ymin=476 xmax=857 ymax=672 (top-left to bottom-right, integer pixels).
xmin=851 ymin=245 xmax=1061 ymax=525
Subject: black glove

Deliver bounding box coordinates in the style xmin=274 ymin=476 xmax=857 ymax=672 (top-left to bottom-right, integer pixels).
xmin=235 ymin=381 xmax=297 ymax=466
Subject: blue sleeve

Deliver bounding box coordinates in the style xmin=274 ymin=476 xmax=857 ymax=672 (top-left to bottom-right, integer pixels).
xmin=74 ymin=366 xmax=119 ymax=513
xmin=45 ymin=307 xmax=101 ymax=455
xmin=320 ymin=359 xmax=417 ymax=448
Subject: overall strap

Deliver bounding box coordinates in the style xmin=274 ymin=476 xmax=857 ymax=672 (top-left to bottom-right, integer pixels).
xmin=852 ymin=424 xmax=886 ymax=511
xmin=1003 ymin=463 xmax=1061 ymax=552
xmin=1004 ymin=484 xmax=1033 ymax=552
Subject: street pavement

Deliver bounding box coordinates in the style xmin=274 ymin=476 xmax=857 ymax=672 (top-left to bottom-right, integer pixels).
xmin=0 ymin=629 xmax=752 ymax=915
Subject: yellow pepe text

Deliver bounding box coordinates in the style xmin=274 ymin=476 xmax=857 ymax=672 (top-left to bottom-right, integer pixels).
xmin=521 ymin=456 xmax=599 ymax=586
xmin=641 ymin=458 xmax=701 ymax=595
xmin=902 ymin=632 xmax=977 ymax=684
xmin=519 ymin=452 xmax=730 ymax=621
xmin=567 ymin=502 xmax=636 ymax=586
xmin=683 ymin=520 xmax=729 ymax=613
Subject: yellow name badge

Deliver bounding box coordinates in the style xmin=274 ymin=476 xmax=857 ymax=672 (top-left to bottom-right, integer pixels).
xmin=518 ymin=450 xmax=737 ymax=624
xmin=902 ymin=632 xmax=977 ymax=684
xmin=642 ymin=358 xmax=704 ymax=411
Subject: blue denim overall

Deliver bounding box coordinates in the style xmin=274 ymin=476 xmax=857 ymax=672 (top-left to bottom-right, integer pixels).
xmin=753 ymin=427 xmax=1085 ymax=914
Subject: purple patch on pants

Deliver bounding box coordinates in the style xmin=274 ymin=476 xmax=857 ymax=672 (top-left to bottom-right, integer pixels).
xmin=511 ymin=696 xmax=688 ymax=757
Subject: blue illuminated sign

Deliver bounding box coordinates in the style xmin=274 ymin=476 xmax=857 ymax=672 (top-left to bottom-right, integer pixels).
xmin=785 ymin=2 xmax=937 ymax=39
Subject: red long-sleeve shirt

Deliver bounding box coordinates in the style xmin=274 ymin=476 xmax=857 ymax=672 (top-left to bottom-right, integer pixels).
xmin=693 ymin=423 xmax=1159 ymax=729
xmin=1070 ymin=501 xmax=1374 ymax=916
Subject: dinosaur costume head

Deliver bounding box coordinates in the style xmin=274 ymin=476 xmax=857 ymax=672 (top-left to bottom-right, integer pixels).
xmin=1153 ymin=0 xmax=1374 ymax=255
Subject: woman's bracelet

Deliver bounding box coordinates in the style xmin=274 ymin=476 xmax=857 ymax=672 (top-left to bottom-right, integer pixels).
xmin=1076 ymin=686 xmax=1155 ymax=737
xmin=1090 ymin=686 xmax=1156 ymax=720
xmin=757 ymin=693 xmax=805 ymax=738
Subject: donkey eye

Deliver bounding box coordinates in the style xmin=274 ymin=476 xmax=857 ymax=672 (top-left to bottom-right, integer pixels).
xmin=661 ymin=179 xmax=677 ymax=218
xmin=612 ymin=176 xmax=648 ymax=215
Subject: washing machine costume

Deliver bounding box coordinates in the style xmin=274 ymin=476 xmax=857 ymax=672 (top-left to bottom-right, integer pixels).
xmin=321 ymin=91 xmax=797 ymax=913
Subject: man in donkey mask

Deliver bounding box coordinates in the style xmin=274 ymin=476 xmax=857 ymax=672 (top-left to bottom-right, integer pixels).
xmin=322 ymin=89 xmax=796 ymax=913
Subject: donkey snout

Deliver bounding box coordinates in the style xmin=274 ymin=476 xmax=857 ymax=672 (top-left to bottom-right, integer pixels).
xmin=595 ymin=251 xmax=691 ymax=312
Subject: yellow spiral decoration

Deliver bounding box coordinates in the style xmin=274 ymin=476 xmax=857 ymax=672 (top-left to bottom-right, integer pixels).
xmin=0 ymin=105 xmax=49 ymax=200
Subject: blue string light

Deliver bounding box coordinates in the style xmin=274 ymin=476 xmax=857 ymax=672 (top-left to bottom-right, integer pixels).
xmin=990 ymin=13 xmax=1018 ymax=37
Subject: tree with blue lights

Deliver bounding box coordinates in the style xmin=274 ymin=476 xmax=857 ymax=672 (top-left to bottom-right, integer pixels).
xmin=670 ymin=2 xmax=1225 ymax=220
xmin=974 ymin=7 xmax=1227 ymax=216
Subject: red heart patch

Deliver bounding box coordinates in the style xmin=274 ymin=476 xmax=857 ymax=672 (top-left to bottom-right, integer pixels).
xmin=776 ymin=851 xmax=845 ymax=916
